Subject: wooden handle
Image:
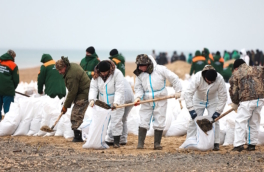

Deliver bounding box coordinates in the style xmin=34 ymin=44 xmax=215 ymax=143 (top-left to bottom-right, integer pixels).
xmin=114 ymin=95 xmax=175 ymax=109
xmin=179 ymin=100 xmax=183 ymax=109
xmin=213 ymin=108 xmax=234 ymax=123
xmin=15 ymin=91 xmax=30 ymax=97
xmin=51 ymin=112 xmax=64 ymax=130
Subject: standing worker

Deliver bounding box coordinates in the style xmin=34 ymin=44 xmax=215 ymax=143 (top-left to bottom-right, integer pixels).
xmin=0 ymin=50 xmax=19 ymax=121
xmin=109 ymin=49 xmax=126 ymax=76
xmin=133 ymin=54 xmax=182 ymax=150
xmin=211 ymin=51 xmax=224 ymax=75
xmin=222 ymin=63 xmax=233 ymax=83
xmin=55 ymin=56 xmax=90 ymax=142
xmin=184 ymin=65 xmax=227 ymax=151
xmin=229 ymin=59 xmax=264 ymax=152
xmin=80 ymin=46 xmax=100 ymax=79
xmin=190 ymin=50 xmax=207 ymax=75
xmin=38 ymin=54 xmax=66 ymax=98
xmin=89 ymin=60 xmax=125 ymax=148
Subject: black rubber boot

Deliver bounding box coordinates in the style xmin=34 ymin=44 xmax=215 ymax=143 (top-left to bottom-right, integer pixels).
xmin=105 ymin=141 xmax=114 ymax=146
xmin=246 ymin=144 xmax=256 ymax=151
xmin=154 ymin=130 xmax=163 ymax=150
xmin=113 ymin=136 xmax=121 ymax=148
xmin=231 ymin=145 xmax=244 ymax=152
xmin=72 ymin=130 xmax=84 ymax=142
xmin=213 ymin=143 xmax=220 ymax=151
xmin=137 ymin=127 xmax=147 ymax=149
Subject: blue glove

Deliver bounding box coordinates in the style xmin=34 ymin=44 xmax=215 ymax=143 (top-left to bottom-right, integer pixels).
xmin=212 ymin=112 xmax=220 ymax=120
xmin=189 ymin=110 xmax=197 ymax=120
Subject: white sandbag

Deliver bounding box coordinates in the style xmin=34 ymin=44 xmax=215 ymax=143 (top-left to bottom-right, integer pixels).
xmin=223 ymin=119 xmax=235 ymax=146
xmin=127 ymin=106 xmax=140 ymax=135
xmin=165 ymin=120 xmax=188 ymax=137
xmin=0 ymin=103 xmax=21 ymax=136
xmin=220 ymin=129 xmax=226 ymax=145
xmin=83 ymin=105 xmax=111 ymax=149
xmin=257 ymin=126 xmax=264 ymax=145
xmin=13 ymin=97 xmax=35 ymax=136
xmin=79 ymin=106 xmax=93 ymax=140
xmin=179 ymin=116 xmax=215 ymax=151
xmin=54 ymin=115 xmax=65 ymax=137
xmin=63 ymin=113 xmax=74 ymax=139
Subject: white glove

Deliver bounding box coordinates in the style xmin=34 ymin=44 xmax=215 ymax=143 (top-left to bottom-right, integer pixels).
xmin=230 ymin=103 xmax=238 ymax=110
xmin=89 ymin=100 xmax=95 ymax=107
xmin=175 ymin=92 xmax=181 ymax=99
xmin=134 ymin=98 xmax=140 ymax=106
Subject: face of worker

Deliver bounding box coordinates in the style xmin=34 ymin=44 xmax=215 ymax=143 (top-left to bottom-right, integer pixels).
xmin=58 ymin=66 xmax=67 ymax=75
xmin=100 ymin=71 xmax=109 ymax=77
xmin=205 ymin=77 xmax=214 ymax=85
xmin=139 ymin=65 xmax=148 ymax=72
xmin=86 ymin=52 xmax=91 ymax=56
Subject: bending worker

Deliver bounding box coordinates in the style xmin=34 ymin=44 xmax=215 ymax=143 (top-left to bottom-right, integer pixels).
xmin=133 ymin=54 xmax=182 ymax=150
xmin=229 ymin=59 xmax=264 ymax=152
xmin=184 ymin=65 xmax=227 ymax=151
xmin=55 ymin=57 xmax=90 ymax=142
xmin=38 ymin=54 xmax=66 ymax=99
xmin=89 ymin=60 xmax=125 ymax=148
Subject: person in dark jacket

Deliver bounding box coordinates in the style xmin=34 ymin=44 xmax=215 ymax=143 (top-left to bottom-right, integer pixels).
xmin=187 ymin=53 xmax=193 ymax=64
xmin=38 ymin=54 xmax=66 ymax=99
xmin=0 ymin=50 xmax=19 ymax=121
xmin=179 ymin=52 xmax=186 ymax=61
xmin=171 ymin=51 xmax=179 ymax=63
xmin=222 ymin=63 xmax=233 ymax=82
xmin=109 ymin=49 xmax=126 ymax=76
xmin=56 ymin=56 xmax=90 ymax=142
xmin=211 ymin=51 xmax=224 ymax=75
xmin=190 ymin=50 xmax=207 ymax=75
xmin=80 ymin=46 xmax=100 ymax=79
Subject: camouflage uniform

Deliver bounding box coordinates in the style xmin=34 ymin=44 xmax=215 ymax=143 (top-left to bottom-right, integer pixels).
xmin=56 ymin=57 xmax=90 ymax=130
xmin=229 ymin=63 xmax=264 ymax=147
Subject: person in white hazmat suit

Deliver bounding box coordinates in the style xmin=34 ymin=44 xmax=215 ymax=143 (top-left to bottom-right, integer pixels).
xmin=229 ymin=59 xmax=264 ymax=152
xmin=240 ymin=49 xmax=250 ymax=66
xmin=133 ymin=54 xmax=182 ymax=150
xmin=184 ymin=65 xmax=227 ymax=151
xmin=105 ymin=78 xmax=134 ymax=145
xmin=89 ymin=60 xmax=125 ymax=148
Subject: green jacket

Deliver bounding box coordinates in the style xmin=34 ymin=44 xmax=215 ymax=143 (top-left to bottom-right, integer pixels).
xmin=63 ymin=63 xmax=90 ymax=108
xmin=190 ymin=51 xmax=207 ymax=75
xmin=109 ymin=54 xmax=125 ymax=76
xmin=37 ymin=54 xmax=66 ymax=99
xmin=211 ymin=54 xmax=224 ymax=75
xmin=80 ymin=53 xmax=100 ymax=79
xmin=232 ymin=50 xmax=240 ymax=60
xmin=222 ymin=64 xmax=233 ymax=83
xmin=0 ymin=53 xmax=19 ymax=96
xmin=224 ymin=52 xmax=230 ymax=61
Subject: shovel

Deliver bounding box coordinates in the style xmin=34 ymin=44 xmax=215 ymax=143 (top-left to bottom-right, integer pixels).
xmin=40 ymin=112 xmax=64 ymax=132
xmin=15 ymin=91 xmax=30 ymax=97
xmin=95 ymin=95 xmax=176 ymax=110
xmin=197 ymin=108 xmax=235 ymax=134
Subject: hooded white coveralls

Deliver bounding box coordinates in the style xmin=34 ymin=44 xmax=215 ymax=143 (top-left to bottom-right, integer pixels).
xmin=134 ymin=55 xmax=182 ymax=131
xmin=240 ymin=49 xmax=250 ymax=66
xmin=105 ymin=79 xmax=134 ymax=143
xmin=184 ymin=69 xmax=227 ymax=143
xmin=89 ymin=68 xmax=125 ymax=136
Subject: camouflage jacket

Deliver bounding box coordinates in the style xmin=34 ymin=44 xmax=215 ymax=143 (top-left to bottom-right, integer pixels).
xmin=229 ymin=63 xmax=264 ymax=104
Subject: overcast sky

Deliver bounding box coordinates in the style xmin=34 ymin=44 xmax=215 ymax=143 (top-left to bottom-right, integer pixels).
xmin=0 ymin=0 xmax=264 ymax=52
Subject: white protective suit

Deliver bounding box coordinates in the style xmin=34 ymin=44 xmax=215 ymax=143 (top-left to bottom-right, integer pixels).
xmin=134 ymin=55 xmax=182 ymax=131
xmin=184 ymin=66 xmax=227 ymax=144
xmin=105 ymin=79 xmax=134 ymax=143
xmin=89 ymin=68 xmax=125 ymax=136
xmin=234 ymin=99 xmax=264 ymax=147
xmin=240 ymin=49 xmax=250 ymax=66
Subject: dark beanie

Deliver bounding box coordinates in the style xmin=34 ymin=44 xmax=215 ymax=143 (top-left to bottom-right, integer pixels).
xmin=205 ymin=69 xmax=217 ymax=81
xmin=86 ymin=46 xmax=95 ymax=54
xmin=233 ymin=59 xmax=245 ymax=70
xmin=110 ymin=49 xmax=118 ymax=56
xmin=98 ymin=61 xmax=110 ymax=72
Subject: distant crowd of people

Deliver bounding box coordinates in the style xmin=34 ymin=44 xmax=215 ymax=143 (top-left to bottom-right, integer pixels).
xmin=152 ymin=48 xmax=264 ymax=82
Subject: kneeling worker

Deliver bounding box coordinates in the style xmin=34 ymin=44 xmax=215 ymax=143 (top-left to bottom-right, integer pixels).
xmin=133 ymin=54 xmax=182 ymax=150
xmin=89 ymin=60 xmax=125 ymax=148
xmin=184 ymin=65 xmax=227 ymax=151
xmin=55 ymin=57 xmax=90 ymax=142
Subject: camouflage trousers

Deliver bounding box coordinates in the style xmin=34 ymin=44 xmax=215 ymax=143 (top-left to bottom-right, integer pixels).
xmin=71 ymin=99 xmax=89 ymax=130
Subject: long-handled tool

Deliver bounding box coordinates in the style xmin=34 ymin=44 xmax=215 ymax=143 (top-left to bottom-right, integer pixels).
xmin=197 ymin=108 xmax=234 ymax=134
xmin=15 ymin=91 xmax=30 ymax=97
xmin=40 ymin=112 xmax=64 ymax=132
xmin=95 ymin=95 xmax=176 ymax=110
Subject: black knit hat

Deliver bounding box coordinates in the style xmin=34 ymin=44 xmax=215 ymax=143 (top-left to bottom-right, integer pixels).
xmin=205 ymin=69 xmax=217 ymax=82
xmin=110 ymin=49 xmax=118 ymax=56
xmin=98 ymin=61 xmax=110 ymax=72
xmin=86 ymin=46 xmax=95 ymax=54
xmin=233 ymin=59 xmax=245 ymax=70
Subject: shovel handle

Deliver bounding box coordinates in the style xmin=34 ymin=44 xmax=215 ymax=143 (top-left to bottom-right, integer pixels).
xmin=212 ymin=108 xmax=234 ymax=123
xmin=15 ymin=91 xmax=30 ymax=97
xmin=51 ymin=112 xmax=64 ymax=130
xmin=179 ymin=100 xmax=183 ymax=109
xmin=114 ymin=95 xmax=175 ymax=109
